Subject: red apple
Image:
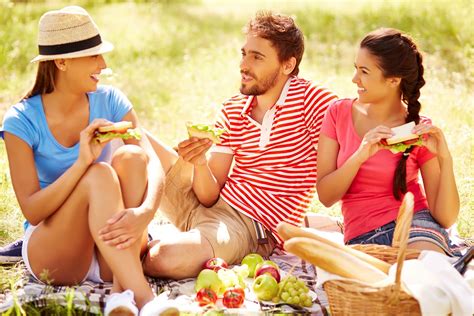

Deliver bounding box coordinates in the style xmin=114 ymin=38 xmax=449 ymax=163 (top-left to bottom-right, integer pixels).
xmin=255 ymin=264 xmax=280 ymax=283
xmin=203 ymin=257 xmax=228 ymax=272
xmin=222 ymin=287 xmax=245 ymax=308
xmin=195 ymin=288 xmax=218 ymax=306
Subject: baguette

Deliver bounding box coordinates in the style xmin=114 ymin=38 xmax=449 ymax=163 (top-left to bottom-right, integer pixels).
xmin=392 ymin=192 xmax=414 ymax=248
xmin=277 ymin=222 xmax=391 ymax=273
xmin=284 ymin=237 xmax=388 ymax=284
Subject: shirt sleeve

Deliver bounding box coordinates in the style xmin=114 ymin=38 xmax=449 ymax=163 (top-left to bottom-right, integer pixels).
xmin=108 ymin=87 xmax=133 ymax=122
xmin=303 ymin=83 xmax=338 ymax=147
xmin=2 ymin=104 xmax=38 ymax=148
xmin=320 ymin=99 xmax=341 ymax=140
xmin=211 ymin=103 xmax=234 ymax=154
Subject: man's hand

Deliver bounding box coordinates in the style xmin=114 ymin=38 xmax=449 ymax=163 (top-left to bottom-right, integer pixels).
xmin=177 ymin=137 xmax=212 ymax=166
xmin=98 ymin=207 xmax=150 ymax=249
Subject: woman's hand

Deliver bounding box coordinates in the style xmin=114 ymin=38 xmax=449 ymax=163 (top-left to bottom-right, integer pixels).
xmin=177 ymin=137 xmax=212 ymax=166
xmin=77 ymin=119 xmax=112 ymax=168
xmin=413 ymin=123 xmax=450 ymax=158
xmin=354 ymin=125 xmax=393 ymax=163
xmin=98 ymin=207 xmax=150 ymax=249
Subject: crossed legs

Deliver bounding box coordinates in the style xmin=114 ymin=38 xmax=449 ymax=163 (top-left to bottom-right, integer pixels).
xmin=27 ymin=145 xmax=155 ymax=308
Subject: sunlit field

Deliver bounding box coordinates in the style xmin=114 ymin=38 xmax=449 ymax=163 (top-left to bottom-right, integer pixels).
xmin=0 ymin=0 xmax=472 ymax=302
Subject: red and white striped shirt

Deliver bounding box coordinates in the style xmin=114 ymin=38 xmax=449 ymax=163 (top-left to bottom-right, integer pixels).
xmin=213 ymin=77 xmax=337 ymax=243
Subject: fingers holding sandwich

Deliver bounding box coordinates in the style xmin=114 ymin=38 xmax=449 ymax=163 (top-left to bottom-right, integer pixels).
xmin=177 ymin=137 xmax=212 ymax=166
xmin=177 ymin=122 xmax=226 ymax=166
xmin=355 ymin=125 xmax=393 ymax=163
xmin=412 ymin=123 xmax=449 ymax=156
xmin=77 ymin=119 xmax=115 ymax=167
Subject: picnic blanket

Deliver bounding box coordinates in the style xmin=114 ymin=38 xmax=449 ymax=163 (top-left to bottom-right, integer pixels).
xmin=1 ymin=219 xmax=470 ymax=315
xmin=0 ymin=248 xmax=329 ymax=315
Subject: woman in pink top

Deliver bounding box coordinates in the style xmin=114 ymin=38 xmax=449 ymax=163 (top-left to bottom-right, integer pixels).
xmin=317 ymin=28 xmax=459 ymax=255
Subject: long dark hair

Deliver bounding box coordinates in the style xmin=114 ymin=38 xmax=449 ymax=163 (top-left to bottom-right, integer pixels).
xmin=361 ymin=28 xmax=425 ymax=200
xmin=245 ymin=11 xmax=304 ymax=76
xmin=23 ymin=61 xmax=57 ymax=99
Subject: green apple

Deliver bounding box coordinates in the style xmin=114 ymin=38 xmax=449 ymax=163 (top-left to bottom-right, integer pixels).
xmin=195 ymin=269 xmax=223 ymax=294
xmin=241 ymin=253 xmax=264 ymax=277
xmin=252 ymin=274 xmax=279 ymax=301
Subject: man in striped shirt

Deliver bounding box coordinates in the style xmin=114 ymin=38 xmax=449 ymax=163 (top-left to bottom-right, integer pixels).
xmin=143 ymin=11 xmax=337 ymax=279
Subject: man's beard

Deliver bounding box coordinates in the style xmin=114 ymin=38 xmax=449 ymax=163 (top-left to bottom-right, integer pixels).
xmin=240 ymin=69 xmax=280 ymax=96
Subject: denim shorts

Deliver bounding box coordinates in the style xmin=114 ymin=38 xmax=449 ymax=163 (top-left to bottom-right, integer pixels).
xmin=347 ymin=209 xmax=459 ymax=256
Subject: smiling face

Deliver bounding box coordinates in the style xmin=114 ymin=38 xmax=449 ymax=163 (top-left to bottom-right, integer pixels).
xmin=352 ymin=47 xmax=398 ymax=104
xmin=60 ymin=54 xmax=107 ymax=93
xmin=239 ymin=34 xmax=286 ymax=96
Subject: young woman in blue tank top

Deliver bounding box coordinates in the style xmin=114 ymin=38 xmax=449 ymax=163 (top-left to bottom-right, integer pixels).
xmin=2 ymin=6 xmax=176 ymax=316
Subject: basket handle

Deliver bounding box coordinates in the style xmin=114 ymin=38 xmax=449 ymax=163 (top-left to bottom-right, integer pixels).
xmin=393 ymin=192 xmax=415 ymax=290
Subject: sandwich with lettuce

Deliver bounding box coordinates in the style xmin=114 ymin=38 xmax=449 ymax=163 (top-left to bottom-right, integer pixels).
xmin=380 ymin=121 xmax=423 ymax=154
xmin=94 ymin=121 xmax=141 ymax=143
xmin=186 ymin=122 xmax=225 ymax=144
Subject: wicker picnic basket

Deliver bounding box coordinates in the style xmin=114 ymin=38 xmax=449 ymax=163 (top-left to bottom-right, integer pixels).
xmin=323 ymin=193 xmax=422 ymax=316
xmin=350 ymin=243 xmax=420 ymax=264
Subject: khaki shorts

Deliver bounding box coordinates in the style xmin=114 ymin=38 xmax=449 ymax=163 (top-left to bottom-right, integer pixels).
xmin=159 ymin=158 xmax=276 ymax=265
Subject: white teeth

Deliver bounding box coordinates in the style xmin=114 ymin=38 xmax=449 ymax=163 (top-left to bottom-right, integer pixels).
xmin=91 ymin=74 xmax=99 ymax=80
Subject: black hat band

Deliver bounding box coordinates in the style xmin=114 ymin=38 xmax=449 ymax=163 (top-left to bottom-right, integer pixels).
xmin=38 ymin=34 xmax=102 ymax=55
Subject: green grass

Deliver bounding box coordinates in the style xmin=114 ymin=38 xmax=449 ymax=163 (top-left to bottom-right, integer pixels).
xmin=0 ymin=0 xmax=473 ymax=311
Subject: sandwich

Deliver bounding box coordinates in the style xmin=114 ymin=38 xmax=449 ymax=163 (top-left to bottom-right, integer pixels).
xmin=186 ymin=122 xmax=225 ymax=144
xmin=94 ymin=121 xmax=141 ymax=143
xmin=380 ymin=121 xmax=422 ymax=154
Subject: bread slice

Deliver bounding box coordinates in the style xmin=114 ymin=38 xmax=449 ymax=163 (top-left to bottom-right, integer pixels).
xmin=98 ymin=121 xmax=133 ymax=133
xmin=385 ymin=122 xmax=418 ymax=145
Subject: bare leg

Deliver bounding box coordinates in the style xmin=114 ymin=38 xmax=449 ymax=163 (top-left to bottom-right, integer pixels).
xmin=102 ymin=145 xmax=152 ymax=294
xmin=145 ymin=130 xmax=178 ymax=174
xmin=28 ymin=162 xmax=154 ymax=308
xmin=86 ymin=163 xmax=153 ymax=308
xmin=111 ymin=145 xmax=150 ymax=256
xmin=143 ymin=230 xmax=213 ymax=279
xmin=112 ymin=145 xmax=148 ymax=208
xmin=409 ymin=240 xmax=446 ymax=254
xmin=27 ymin=177 xmax=95 ymax=285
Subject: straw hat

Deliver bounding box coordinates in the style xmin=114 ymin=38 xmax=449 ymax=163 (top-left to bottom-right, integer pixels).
xmin=31 ymin=6 xmax=114 ymax=63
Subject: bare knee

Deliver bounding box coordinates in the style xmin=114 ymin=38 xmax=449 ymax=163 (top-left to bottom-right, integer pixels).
xmin=143 ymin=241 xmax=208 ymax=279
xmin=111 ymin=145 xmax=148 ymax=175
xmin=85 ymin=161 xmax=117 ymax=180
xmin=80 ymin=163 xmax=122 ymax=205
